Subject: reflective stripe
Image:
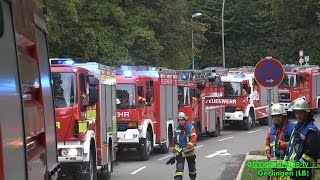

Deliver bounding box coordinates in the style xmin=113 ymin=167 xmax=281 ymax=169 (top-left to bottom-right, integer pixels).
xmin=270 ymin=141 xmax=275 ymax=147
xmin=175 ymin=172 xmax=183 ymax=176
xmin=302 ymin=154 xmax=314 ymax=162
xmin=176 ymin=130 xmax=181 ymax=132
xmin=189 ymin=171 xmax=197 ymax=175
xmin=87 ymin=109 xmax=96 ymax=120
xmin=191 ymin=133 xmax=197 ymax=136
xmin=265 ymin=146 xmax=270 ymax=150
xmin=79 ymin=122 xmax=88 ymax=133
xmin=175 ymin=145 xmax=182 ymax=152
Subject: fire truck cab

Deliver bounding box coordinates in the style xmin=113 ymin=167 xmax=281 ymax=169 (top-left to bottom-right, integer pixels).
xmin=176 ymin=70 xmax=225 ymax=137
xmin=279 ymin=64 xmax=320 ymax=112
xmin=115 ymin=66 xmax=177 ymax=161
xmin=209 ymin=68 xmax=278 ymax=130
xmin=50 ymin=59 xmax=117 ymax=179
xmin=0 ymin=0 xmax=60 ymax=179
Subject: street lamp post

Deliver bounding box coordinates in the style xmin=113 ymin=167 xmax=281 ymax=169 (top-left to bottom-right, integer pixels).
xmin=191 ymin=12 xmax=202 ymax=70
xmin=222 ymin=0 xmax=226 ymax=68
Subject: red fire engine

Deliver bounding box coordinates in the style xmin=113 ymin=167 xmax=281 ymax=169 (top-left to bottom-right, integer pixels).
xmin=50 ymin=59 xmax=117 ymax=179
xmin=0 ymin=0 xmax=60 ymax=179
xmin=279 ymin=64 xmax=320 ymax=112
xmin=176 ymin=70 xmax=225 ymax=137
xmin=206 ymin=67 xmax=279 ymax=129
xmin=115 ymin=66 xmax=177 ymax=160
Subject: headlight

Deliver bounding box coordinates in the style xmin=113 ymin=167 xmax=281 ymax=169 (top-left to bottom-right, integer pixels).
xmin=59 ymin=148 xmax=83 ymax=157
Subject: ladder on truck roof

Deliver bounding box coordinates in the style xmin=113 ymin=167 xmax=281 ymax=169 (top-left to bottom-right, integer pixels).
xmin=176 ymin=69 xmax=217 ymax=83
xmin=283 ymin=64 xmax=320 ymax=72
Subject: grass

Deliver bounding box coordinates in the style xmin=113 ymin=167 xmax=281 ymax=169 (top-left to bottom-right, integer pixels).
xmin=248 ymin=150 xmax=265 ymax=156
xmin=241 ymin=159 xmax=320 ymax=180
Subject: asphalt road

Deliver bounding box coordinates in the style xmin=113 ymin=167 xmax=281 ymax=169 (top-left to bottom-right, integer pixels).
xmin=111 ymin=114 xmax=320 ymax=180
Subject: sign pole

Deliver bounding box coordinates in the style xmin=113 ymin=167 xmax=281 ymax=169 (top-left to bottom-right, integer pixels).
xmin=268 ymin=88 xmax=272 ymax=127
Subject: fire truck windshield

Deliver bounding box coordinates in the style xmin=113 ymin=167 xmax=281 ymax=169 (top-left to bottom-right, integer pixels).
xmin=116 ymin=84 xmax=136 ymax=109
xmin=223 ymin=82 xmax=241 ymax=97
xmin=52 ymin=72 xmax=77 ymax=108
xmin=178 ymin=86 xmax=191 ymax=106
xmin=279 ymin=74 xmax=297 ymax=88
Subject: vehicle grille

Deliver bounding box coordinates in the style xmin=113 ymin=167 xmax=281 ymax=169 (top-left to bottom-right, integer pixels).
xmin=279 ymin=93 xmax=291 ymax=101
xmin=225 ymin=106 xmax=236 ymax=113
xmin=117 ymin=122 xmax=128 ymax=131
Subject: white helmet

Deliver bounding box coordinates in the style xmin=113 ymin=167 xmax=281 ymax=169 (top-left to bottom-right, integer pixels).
xmin=270 ymin=103 xmax=287 ymax=116
xmin=292 ymin=98 xmax=310 ymax=112
xmin=178 ymin=112 xmax=188 ymax=120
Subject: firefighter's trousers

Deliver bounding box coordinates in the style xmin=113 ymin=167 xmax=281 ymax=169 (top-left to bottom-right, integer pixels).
xmin=174 ymin=155 xmax=197 ymax=180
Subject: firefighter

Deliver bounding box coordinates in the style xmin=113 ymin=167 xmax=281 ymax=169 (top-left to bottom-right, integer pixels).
xmin=264 ymin=103 xmax=296 ymax=179
xmin=284 ymin=98 xmax=320 ymax=180
xmin=173 ymin=112 xmax=197 ymax=180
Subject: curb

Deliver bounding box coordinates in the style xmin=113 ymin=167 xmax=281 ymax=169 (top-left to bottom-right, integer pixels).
xmin=236 ymin=153 xmax=268 ymax=180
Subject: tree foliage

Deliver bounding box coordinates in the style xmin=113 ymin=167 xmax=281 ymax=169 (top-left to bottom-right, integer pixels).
xmin=45 ymin=0 xmax=320 ymax=68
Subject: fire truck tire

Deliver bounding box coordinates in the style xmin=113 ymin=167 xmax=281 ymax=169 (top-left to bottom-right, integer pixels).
xmin=243 ymin=111 xmax=254 ymax=130
xmin=194 ymin=121 xmax=201 ymax=137
xmin=160 ymin=127 xmax=172 ymax=154
xmin=259 ymin=118 xmax=268 ymax=126
xmin=82 ymin=147 xmax=97 ymax=180
xmin=139 ymin=132 xmax=152 ymax=161
xmin=108 ymin=144 xmax=113 ymax=173
xmin=97 ymin=168 xmax=110 ymax=180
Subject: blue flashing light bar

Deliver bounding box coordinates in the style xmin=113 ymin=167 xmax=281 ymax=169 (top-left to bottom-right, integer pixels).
xmin=123 ymin=70 xmax=133 ymax=77
xmin=113 ymin=67 xmax=160 ymax=78
xmin=50 ymin=58 xmax=74 ymax=66
xmin=234 ymin=73 xmax=246 ymax=78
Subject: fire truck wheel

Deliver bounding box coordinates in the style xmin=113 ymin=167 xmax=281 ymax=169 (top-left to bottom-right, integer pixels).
xmin=259 ymin=118 xmax=268 ymax=126
xmin=139 ymin=132 xmax=152 ymax=161
xmin=243 ymin=112 xmax=254 ymax=130
xmin=194 ymin=121 xmax=201 ymax=137
xmin=108 ymin=145 xmax=113 ymax=173
xmin=82 ymin=148 xmax=97 ymax=180
xmin=160 ymin=128 xmax=172 ymax=154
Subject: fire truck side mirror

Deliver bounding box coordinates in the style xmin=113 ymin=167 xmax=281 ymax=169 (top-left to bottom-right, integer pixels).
xmin=88 ymin=77 xmax=98 ymax=86
xmin=0 ymin=2 xmax=4 ymax=38
xmin=88 ymin=86 xmax=98 ymax=105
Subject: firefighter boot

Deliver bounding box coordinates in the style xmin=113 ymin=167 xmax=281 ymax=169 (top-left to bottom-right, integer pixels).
xmin=174 ymin=156 xmax=185 ymax=180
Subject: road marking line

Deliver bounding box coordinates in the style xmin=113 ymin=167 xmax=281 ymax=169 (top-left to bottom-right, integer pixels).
xmin=130 ymin=166 xmax=147 ymax=175
xmin=158 ymin=154 xmax=173 ymax=161
xmin=218 ymin=136 xmax=233 ymax=141
xmin=205 ymin=149 xmax=230 ymax=158
xmin=195 ymin=145 xmax=204 ymax=149
xmin=248 ymin=129 xmax=262 ymax=134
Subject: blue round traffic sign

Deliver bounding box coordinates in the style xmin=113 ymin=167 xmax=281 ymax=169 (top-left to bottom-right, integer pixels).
xmin=254 ymin=58 xmax=284 ymax=87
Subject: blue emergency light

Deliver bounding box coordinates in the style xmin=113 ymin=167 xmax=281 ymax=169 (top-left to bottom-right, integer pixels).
xmin=234 ymin=73 xmax=245 ymax=78
xmin=123 ymin=70 xmax=133 ymax=77
xmin=50 ymin=58 xmax=74 ymax=66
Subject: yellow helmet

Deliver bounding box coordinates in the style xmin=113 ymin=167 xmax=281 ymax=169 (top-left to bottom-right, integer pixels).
xmin=270 ymin=103 xmax=287 ymax=116
xmin=292 ymin=98 xmax=310 ymax=112
xmin=178 ymin=112 xmax=188 ymax=120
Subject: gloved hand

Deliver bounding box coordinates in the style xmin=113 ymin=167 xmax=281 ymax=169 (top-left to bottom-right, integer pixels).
xmin=265 ymin=150 xmax=271 ymax=159
xmin=166 ymin=157 xmax=176 ymax=165
xmin=187 ymin=143 xmax=193 ymax=149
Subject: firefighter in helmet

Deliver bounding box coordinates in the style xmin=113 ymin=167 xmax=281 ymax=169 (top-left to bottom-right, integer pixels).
xmin=172 ymin=112 xmax=197 ymax=180
xmin=284 ymin=98 xmax=320 ymax=180
xmin=265 ymin=103 xmax=296 ymax=179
